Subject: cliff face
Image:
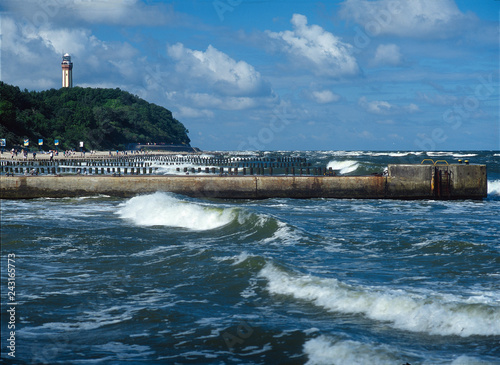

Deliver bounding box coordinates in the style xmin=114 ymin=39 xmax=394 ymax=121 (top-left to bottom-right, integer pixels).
xmin=0 ymin=82 xmax=190 ymax=150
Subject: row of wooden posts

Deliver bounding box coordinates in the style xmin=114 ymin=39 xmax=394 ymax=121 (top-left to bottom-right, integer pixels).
xmin=0 ymin=155 xmax=334 ymax=176
xmin=1 ymin=155 xmax=309 ymax=167
xmin=1 ymin=164 xmax=335 ymax=177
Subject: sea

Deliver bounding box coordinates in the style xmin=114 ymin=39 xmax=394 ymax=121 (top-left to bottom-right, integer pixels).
xmin=1 ymin=150 xmax=499 ymax=365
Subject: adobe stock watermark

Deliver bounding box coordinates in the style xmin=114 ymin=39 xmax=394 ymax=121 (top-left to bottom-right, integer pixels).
xmin=222 ymin=319 xmax=255 ymax=351
xmin=414 ymin=73 xmax=496 ymax=151
xmin=213 ymin=0 xmax=243 ymax=22
xmin=21 ymin=0 xmax=64 ymax=38
xmin=237 ymin=105 xmax=293 ymax=151
xmin=29 ymin=270 xmax=132 ymax=364
xmin=350 ymin=0 xmax=403 ymax=54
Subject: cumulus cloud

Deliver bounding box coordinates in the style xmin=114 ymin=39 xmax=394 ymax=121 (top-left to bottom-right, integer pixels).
xmin=266 ymin=14 xmax=359 ymax=77
xmin=167 ymin=43 xmax=271 ymax=97
xmin=359 ymin=97 xmax=419 ymax=115
xmin=161 ymin=43 xmax=279 ymax=118
xmin=359 ymin=97 xmax=393 ymax=114
xmin=340 ymin=0 xmax=476 ymax=38
xmin=311 ymin=90 xmax=340 ymax=104
xmin=372 ymin=44 xmax=402 ymax=66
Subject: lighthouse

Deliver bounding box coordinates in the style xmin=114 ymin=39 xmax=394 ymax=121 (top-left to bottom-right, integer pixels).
xmin=61 ymin=53 xmax=73 ymax=88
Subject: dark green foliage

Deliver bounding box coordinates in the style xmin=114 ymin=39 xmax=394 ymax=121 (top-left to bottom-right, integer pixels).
xmin=0 ymin=82 xmax=190 ymax=150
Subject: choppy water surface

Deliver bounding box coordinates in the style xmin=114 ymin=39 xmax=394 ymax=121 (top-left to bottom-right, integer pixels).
xmin=1 ymin=150 xmax=499 ymax=364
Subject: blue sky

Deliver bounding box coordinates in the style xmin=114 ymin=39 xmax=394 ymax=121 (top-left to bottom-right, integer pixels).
xmin=1 ymin=0 xmax=499 ymax=151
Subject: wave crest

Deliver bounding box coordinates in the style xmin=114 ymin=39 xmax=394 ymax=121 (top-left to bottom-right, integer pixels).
xmin=117 ymin=192 xmax=236 ymax=230
xmin=326 ymin=160 xmax=359 ymax=174
xmin=488 ymin=180 xmax=500 ymax=196
xmin=304 ymin=336 xmax=400 ymax=365
xmin=259 ymin=264 xmax=500 ymax=337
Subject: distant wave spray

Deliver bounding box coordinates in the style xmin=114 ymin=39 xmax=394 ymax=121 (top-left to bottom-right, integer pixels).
xmin=326 ymin=160 xmax=359 ymax=174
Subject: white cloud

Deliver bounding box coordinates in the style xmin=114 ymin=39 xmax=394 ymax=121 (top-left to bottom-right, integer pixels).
xmin=1 ymin=17 xmax=34 ymax=58
xmin=2 ymin=0 xmax=182 ymax=27
xmin=183 ymin=93 xmax=258 ymax=111
xmin=177 ymin=106 xmax=214 ymax=119
xmin=37 ymin=28 xmax=92 ymax=56
xmin=372 ymin=44 xmax=402 ymax=66
xmin=359 ymin=97 xmax=393 ymax=114
xmin=359 ymin=97 xmax=419 ymax=115
xmin=407 ymin=103 xmax=419 ymax=113
xmin=161 ymin=42 xmax=280 ymax=119
xmin=167 ymin=43 xmax=271 ymax=97
xmin=340 ymin=0 xmax=476 ymax=38
xmin=266 ymin=14 xmax=359 ymax=77
xmin=311 ymin=90 xmax=340 ymax=104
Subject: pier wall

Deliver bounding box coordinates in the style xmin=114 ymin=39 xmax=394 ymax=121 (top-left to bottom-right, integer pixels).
xmin=0 ymin=164 xmax=487 ymax=200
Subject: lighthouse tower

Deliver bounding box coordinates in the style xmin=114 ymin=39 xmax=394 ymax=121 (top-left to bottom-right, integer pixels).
xmin=61 ymin=53 xmax=73 ymax=88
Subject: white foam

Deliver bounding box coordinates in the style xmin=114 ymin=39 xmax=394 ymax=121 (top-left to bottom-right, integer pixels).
xmin=151 ymin=163 xmax=216 ymax=176
xmin=259 ymin=264 xmax=500 ymax=337
xmin=117 ymin=192 xmax=236 ymax=230
xmin=387 ymin=152 xmax=410 ymax=157
xmin=488 ymin=180 xmax=500 ymax=196
xmin=369 ymin=152 xmax=411 ymax=157
xmin=450 ymin=355 xmax=493 ymax=365
xmin=304 ymin=336 xmax=399 ymax=365
xmin=427 ymin=151 xmax=452 ymax=157
xmin=92 ymin=342 xmax=155 ymax=358
xmin=260 ymin=220 xmax=301 ymax=246
xmin=215 ymin=251 xmax=254 ymax=265
xmin=452 ymin=153 xmax=478 ymax=158
xmin=326 ymin=160 xmax=359 ymax=174
xmin=328 ymin=151 xmax=364 ymax=157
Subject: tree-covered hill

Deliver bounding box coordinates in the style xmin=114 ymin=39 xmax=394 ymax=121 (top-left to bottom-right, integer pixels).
xmin=0 ymin=82 xmax=191 ymax=150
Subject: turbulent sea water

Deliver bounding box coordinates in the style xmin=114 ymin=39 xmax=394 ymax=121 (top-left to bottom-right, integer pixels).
xmin=1 ymin=150 xmax=500 ymax=365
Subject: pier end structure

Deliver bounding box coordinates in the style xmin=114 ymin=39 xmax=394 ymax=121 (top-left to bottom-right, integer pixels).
xmin=387 ymin=164 xmax=487 ymax=200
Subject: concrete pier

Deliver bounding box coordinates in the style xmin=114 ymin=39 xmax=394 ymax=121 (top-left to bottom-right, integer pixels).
xmin=0 ymin=164 xmax=487 ymax=200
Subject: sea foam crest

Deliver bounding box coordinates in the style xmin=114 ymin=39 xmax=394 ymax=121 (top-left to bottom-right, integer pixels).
xmin=117 ymin=192 xmax=236 ymax=230
xmin=303 ymin=336 xmax=400 ymax=365
xmin=152 ymin=163 xmax=216 ymax=176
xmin=326 ymin=160 xmax=359 ymax=174
xmin=259 ymin=264 xmax=500 ymax=337
xmin=488 ymin=180 xmax=500 ymax=196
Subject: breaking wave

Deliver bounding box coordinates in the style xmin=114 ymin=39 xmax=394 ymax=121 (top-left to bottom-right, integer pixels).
xmin=304 ymin=336 xmax=400 ymax=365
xmin=488 ymin=180 xmax=500 ymax=196
xmin=326 ymin=160 xmax=359 ymax=174
xmin=259 ymin=264 xmax=500 ymax=337
xmin=426 ymin=152 xmax=478 ymax=158
xmin=117 ymin=192 xmax=236 ymax=230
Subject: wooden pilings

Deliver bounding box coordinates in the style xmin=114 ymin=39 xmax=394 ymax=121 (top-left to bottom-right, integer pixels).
xmin=0 ymin=154 xmax=325 ymax=176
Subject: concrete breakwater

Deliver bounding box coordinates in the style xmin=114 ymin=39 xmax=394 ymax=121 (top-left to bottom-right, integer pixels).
xmin=0 ymin=164 xmax=487 ymax=200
